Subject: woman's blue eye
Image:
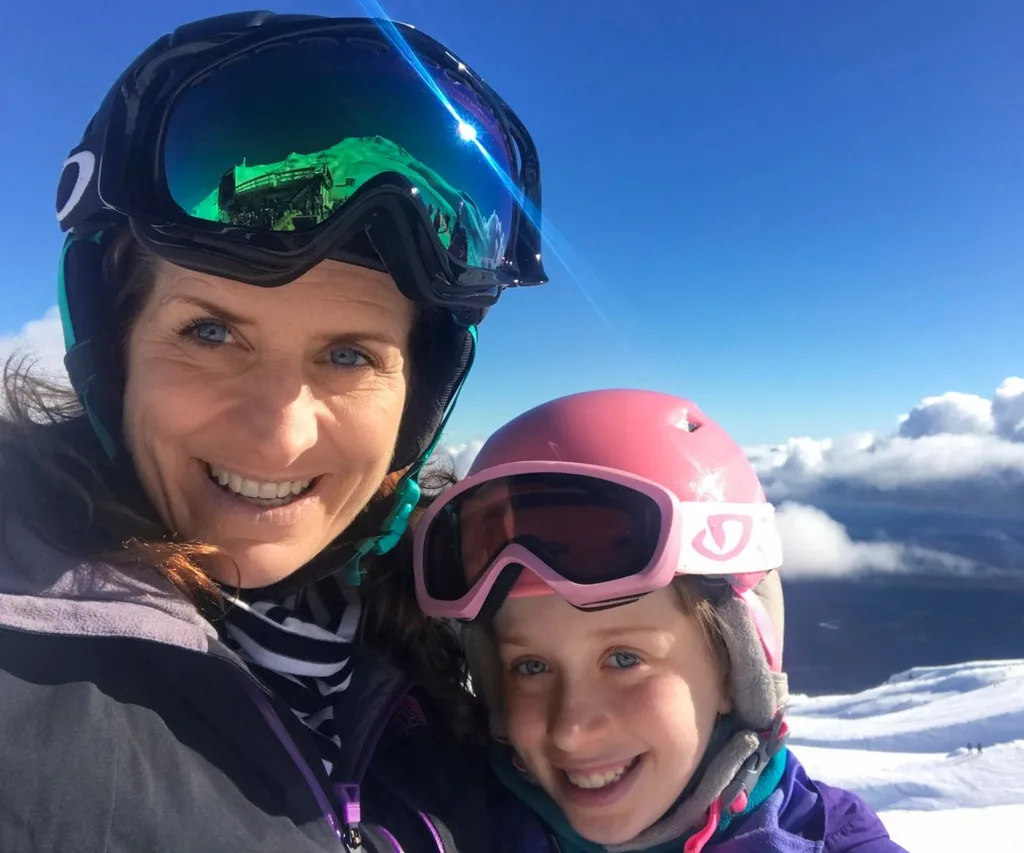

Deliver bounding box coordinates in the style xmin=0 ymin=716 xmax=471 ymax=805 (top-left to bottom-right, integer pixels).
xmin=329 ymin=346 xmax=370 ymax=367
xmin=608 ymin=650 xmax=641 ymax=669
xmin=187 ymin=320 xmax=229 ymax=345
xmin=514 ymin=659 xmax=548 ymax=677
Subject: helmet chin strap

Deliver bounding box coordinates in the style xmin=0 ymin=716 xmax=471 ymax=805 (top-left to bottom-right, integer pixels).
xmin=344 ymin=322 xmax=478 ymax=586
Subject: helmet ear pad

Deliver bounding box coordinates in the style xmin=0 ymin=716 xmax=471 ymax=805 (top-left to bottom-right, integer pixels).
xmin=60 ymin=230 xmax=131 ymax=458
xmin=392 ymin=311 xmax=474 ymax=472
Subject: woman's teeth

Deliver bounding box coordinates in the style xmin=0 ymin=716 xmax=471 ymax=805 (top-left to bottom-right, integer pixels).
xmin=565 ymin=759 xmax=637 ymax=790
xmin=208 ymin=465 xmax=313 ymax=501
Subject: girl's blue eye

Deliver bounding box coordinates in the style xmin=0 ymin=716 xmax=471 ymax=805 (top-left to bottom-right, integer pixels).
xmin=608 ymin=650 xmax=641 ymax=669
xmin=329 ymin=346 xmax=369 ymax=367
xmin=514 ymin=659 xmax=548 ymax=677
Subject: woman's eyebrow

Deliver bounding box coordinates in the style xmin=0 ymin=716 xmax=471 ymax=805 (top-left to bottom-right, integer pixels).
xmin=160 ymin=294 xmax=249 ymax=327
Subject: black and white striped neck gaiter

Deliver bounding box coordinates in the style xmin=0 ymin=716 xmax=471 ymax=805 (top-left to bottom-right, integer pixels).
xmin=221 ymin=574 xmax=361 ymax=780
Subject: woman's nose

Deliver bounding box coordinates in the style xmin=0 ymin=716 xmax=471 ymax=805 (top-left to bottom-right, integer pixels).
xmin=228 ymin=366 xmax=321 ymax=466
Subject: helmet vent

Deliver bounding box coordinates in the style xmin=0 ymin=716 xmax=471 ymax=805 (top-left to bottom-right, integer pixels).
xmin=673 ymin=407 xmax=701 ymax=432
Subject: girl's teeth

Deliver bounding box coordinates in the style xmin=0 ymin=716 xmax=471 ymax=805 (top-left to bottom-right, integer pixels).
xmin=208 ymin=465 xmax=313 ymax=502
xmin=565 ymin=763 xmax=631 ymax=790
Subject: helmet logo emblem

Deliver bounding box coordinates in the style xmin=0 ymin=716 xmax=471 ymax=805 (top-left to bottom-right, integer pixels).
xmin=56 ymin=151 xmax=96 ymax=223
xmin=692 ymin=514 xmax=753 ymax=561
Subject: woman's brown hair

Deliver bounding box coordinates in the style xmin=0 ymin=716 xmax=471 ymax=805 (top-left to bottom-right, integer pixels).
xmin=0 ymin=227 xmax=477 ymax=734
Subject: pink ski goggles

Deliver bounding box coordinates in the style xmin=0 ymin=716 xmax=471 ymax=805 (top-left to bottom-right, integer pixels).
xmin=413 ymin=461 xmax=784 ymax=621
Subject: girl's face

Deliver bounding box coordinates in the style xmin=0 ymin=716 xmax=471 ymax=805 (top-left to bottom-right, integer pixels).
xmin=495 ymin=587 xmax=730 ymax=846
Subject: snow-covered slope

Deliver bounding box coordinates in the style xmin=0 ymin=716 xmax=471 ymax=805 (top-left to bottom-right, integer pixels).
xmin=787 ymin=659 xmax=1024 ymax=850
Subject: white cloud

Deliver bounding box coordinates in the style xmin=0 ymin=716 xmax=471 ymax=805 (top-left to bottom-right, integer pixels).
xmin=0 ymin=306 xmax=68 ymax=381
xmin=897 ymin=391 xmax=994 ymax=438
xmin=432 ymin=439 xmax=485 ymax=479
xmin=753 ymin=377 xmax=1024 ymax=518
xmin=774 ymin=502 xmax=977 ymax=578
xmin=993 ymin=377 xmax=1024 ymax=442
xmin=891 ymin=378 xmax=1024 ymax=443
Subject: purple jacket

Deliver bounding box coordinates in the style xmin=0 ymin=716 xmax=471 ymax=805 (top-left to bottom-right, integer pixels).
xmin=707 ymin=752 xmax=908 ymax=853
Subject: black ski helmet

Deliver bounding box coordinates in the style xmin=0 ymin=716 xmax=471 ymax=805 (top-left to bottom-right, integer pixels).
xmin=55 ymin=10 xmax=545 ymax=473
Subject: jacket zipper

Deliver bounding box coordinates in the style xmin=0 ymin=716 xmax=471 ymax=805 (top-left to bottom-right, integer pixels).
xmin=348 ymin=681 xmax=448 ymax=853
xmin=237 ymin=671 xmax=352 ymax=849
xmin=238 ymin=666 xmax=424 ymax=853
xmin=417 ymin=812 xmax=447 ymax=853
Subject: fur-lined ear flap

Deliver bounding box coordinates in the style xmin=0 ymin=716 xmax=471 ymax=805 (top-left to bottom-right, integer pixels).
xmin=717 ymin=573 xmax=789 ymax=732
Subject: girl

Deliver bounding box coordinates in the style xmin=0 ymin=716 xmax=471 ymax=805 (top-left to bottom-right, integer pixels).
xmin=414 ymin=389 xmax=909 ymax=852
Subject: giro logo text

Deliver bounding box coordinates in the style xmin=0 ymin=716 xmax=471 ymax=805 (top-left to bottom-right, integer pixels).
xmin=691 ymin=514 xmax=754 ymax=562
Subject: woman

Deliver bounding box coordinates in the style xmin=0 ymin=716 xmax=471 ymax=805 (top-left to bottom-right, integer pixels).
xmin=0 ymin=11 xmax=546 ymax=853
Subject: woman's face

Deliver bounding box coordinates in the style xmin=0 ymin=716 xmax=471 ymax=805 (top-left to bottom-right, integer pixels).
xmin=123 ymin=257 xmax=415 ymax=587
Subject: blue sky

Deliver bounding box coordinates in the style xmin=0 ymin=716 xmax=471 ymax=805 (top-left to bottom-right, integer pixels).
xmin=1 ymin=0 xmax=1021 ymax=446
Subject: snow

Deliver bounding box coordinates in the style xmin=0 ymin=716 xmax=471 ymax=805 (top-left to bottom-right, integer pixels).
xmin=787 ymin=659 xmax=1024 ymax=849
